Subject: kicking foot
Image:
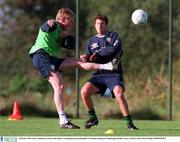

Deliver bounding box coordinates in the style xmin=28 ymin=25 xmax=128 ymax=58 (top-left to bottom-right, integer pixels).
xmin=111 ymin=58 xmax=121 ymax=72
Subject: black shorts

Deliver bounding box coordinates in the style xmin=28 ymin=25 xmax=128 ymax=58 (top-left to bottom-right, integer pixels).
xmin=88 ymin=74 xmax=125 ymax=98
xmin=31 ymin=49 xmax=64 ymax=78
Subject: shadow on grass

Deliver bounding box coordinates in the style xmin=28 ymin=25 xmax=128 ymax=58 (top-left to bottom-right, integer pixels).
xmin=1 ymin=103 xmax=162 ymax=119
xmin=103 ymin=108 xmax=163 ymax=120
xmin=131 ymin=109 xmax=163 ymax=120
xmin=0 ymin=102 xmax=73 ymax=118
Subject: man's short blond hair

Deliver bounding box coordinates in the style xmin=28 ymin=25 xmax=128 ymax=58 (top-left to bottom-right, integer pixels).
xmin=56 ymin=8 xmax=75 ymax=21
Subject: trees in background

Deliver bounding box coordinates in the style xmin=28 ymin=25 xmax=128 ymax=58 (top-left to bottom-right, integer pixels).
xmin=0 ymin=0 xmax=179 ymax=105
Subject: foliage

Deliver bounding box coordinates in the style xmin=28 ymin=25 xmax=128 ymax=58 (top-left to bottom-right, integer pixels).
xmin=8 ymin=75 xmax=27 ymax=94
xmin=27 ymin=77 xmax=51 ymax=93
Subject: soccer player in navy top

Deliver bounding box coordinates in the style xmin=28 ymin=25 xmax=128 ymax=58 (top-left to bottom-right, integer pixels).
xmin=80 ymin=15 xmax=139 ymax=130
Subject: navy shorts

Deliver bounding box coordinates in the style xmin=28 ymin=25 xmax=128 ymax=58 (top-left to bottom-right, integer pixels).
xmin=31 ymin=49 xmax=64 ymax=78
xmin=88 ymin=75 xmax=125 ymax=98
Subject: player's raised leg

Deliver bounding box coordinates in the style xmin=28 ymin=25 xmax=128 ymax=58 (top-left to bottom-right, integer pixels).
xmin=59 ymin=58 xmax=113 ymax=71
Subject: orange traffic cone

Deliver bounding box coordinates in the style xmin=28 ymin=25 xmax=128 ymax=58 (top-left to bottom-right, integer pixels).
xmin=8 ymin=101 xmax=23 ymax=120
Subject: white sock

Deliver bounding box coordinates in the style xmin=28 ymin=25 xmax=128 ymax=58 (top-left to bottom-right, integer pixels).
xmin=58 ymin=111 xmax=68 ymax=124
xmin=99 ymin=62 xmax=113 ymax=70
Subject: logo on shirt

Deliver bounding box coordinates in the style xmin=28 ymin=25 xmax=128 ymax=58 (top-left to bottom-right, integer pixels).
xmin=106 ymin=37 xmax=112 ymax=44
xmin=91 ymin=43 xmax=99 ymax=49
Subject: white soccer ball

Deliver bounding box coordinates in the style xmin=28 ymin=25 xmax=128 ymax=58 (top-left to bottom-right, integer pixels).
xmin=131 ymin=9 xmax=148 ymax=25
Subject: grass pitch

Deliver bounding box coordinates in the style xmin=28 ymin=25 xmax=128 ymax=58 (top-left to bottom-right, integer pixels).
xmin=0 ymin=117 xmax=180 ymax=136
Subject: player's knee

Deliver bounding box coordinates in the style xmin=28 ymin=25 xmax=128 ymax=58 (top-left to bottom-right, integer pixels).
xmin=55 ymin=84 xmax=64 ymax=95
xmin=114 ymin=92 xmax=123 ymax=98
xmin=80 ymin=87 xmax=86 ymax=96
xmin=113 ymin=86 xmax=124 ymax=98
xmin=114 ymin=91 xmax=124 ymax=99
xmin=80 ymin=87 xmax=89 ymax=98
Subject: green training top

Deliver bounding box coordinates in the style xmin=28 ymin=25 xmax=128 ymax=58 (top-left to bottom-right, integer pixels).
xmin=29 ymin=23 xmax=62 ymax=57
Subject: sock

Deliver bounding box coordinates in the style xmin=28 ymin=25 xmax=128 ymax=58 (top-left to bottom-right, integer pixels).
xmin=123 ymin=115 xmax=133 ymax=125
xmin=58 ymin=111 xmax=68 ymax=124
xmin=88 ymin=109 xmax=97 ymax=119
xmin=99 ymin=62 xmax=113 ymax=70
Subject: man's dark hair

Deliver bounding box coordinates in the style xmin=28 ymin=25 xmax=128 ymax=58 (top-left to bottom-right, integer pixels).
xmin=93 ymin=14 xmax=108 ymax=25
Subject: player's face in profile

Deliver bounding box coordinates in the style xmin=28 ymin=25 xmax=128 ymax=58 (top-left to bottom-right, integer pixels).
xmin=94 ymin=19 xmax=107 ymax=35
xmin=59 ymin=16 xmax=74 ymax=29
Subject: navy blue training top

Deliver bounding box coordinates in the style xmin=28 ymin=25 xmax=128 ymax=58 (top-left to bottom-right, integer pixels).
xmin=86 ymin=31 xmax=123 ymax=75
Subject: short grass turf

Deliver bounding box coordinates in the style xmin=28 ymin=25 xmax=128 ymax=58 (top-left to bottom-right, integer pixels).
xmin=0 ymin=117 xmax=180 ymax=136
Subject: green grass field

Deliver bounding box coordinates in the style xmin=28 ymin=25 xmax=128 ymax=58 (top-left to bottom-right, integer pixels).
xmin=0 ymin=117 xmax=180 ymax=136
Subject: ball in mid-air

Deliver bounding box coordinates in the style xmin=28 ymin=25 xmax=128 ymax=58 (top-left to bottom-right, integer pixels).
xmin=131 ymin=9 xmax=148 ymax=25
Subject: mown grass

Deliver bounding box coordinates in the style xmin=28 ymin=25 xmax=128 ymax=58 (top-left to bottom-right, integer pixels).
xmin=0 ymin=117 xmax=180 ymax=136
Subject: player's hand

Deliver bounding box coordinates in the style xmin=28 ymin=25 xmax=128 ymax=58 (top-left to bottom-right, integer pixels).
xmin=47 ymin=19 xmax=55 ymax=27
xmin=89 ymin=53 xmax=97 ymax=62
xmin=80 ymin=54 xmax=90 ymax=62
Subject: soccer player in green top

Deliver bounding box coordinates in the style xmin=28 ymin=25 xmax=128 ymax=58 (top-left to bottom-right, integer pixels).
xmin=29 ymin=8 xmax=116 ymax=129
